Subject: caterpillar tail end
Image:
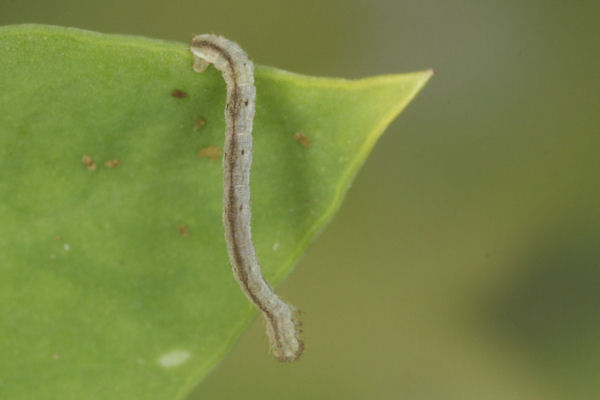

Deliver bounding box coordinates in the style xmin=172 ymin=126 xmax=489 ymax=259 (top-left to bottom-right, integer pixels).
xmin=264 ymin=306 xmax=304 ymax=362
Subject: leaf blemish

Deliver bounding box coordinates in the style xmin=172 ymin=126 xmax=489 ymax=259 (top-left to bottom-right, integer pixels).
xmin=197 ymin=146 xmax=222 ymax=161
xmin=193 ymin=118 xmax=206 ymax=131
xmin=104 ymin=158 xmax=121 ymax=168
xmin=171 ymin=89 xmax=187 ymax=98
xmin=157 ymin=350 xmax=191 ymax=368
xmin=178 ymin=225 xmax=189 ymax=237
xmin=293 ymin=132 xmax=310 ymax=148
xmin=81 ymin=155 xmax=97 ymax=170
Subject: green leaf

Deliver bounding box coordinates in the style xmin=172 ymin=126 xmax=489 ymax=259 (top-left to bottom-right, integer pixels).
xmin=0 ymin=24 xmax=432 ymax=399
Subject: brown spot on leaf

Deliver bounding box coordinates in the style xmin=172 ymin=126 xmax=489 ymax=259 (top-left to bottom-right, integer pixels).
xmin=198 ymin=146 xmax=222 ymax=161
xmin=193 ymin=118 xmax=206 ymax=131
xmin=104 ymin=158 xmax=121 ymax=168
xmin=55 ymin=235 xmax=61 ymax=241
xmin=53 ymin=353 xmax=60 ymax=360
xmin=81 ymin=155 xmax=97 ymax=170
xmin=293 ymin=132 xmax=310 ymax=148
xmin=171 ymin=89 xmax=188 ymax=98
xmin=178 ymin=225 xmax=189 ymax=237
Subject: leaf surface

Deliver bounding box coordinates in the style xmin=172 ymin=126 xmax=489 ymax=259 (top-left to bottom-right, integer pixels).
xmin=0 ymin=24 xmax=432 ymax=399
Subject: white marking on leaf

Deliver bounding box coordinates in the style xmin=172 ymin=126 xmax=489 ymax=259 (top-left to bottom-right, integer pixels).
xmin=157 ymin=350 xmax=191 ymax=368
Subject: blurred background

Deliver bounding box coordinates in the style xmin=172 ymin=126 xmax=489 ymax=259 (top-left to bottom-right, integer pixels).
xmin=2 ymin=1 xmax=599 ymax=399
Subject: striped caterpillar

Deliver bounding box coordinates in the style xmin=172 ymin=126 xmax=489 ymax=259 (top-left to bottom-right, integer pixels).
xmin=190 ymin=35 xmax=303 ymax=362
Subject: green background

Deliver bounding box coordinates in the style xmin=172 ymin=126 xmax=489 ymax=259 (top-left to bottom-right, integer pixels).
xmin=2 ymin=1 xmax=599 ymax=399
